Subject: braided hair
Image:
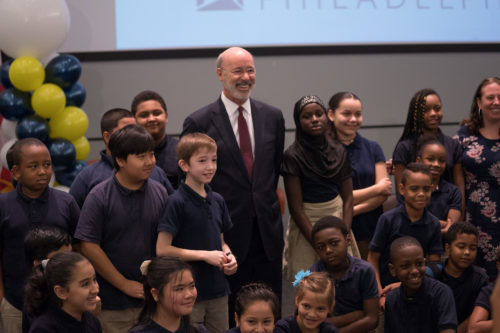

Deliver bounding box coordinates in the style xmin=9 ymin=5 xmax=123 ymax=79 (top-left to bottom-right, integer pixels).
xmin=394 ymin=89 xmax=441 ymax=163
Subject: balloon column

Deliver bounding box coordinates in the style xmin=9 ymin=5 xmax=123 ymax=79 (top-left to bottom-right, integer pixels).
xmin=0 ymin=0 xmax=89 ymax=189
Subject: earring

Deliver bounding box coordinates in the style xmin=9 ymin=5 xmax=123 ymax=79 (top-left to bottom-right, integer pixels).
xmin=478 ymin=108 xmax=482 ymax=117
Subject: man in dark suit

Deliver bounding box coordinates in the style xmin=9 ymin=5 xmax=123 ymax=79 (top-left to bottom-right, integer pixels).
xmin=182 ymin=47 xmax=285 ymax=322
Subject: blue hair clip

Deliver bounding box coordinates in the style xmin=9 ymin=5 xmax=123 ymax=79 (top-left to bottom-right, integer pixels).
xmin=293 ymin=270 xmax=311 ymax=288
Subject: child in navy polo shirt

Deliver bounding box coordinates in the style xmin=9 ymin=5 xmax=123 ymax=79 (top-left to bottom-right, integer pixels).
xmin=385 ymin=236 xmax=457 ymax=333
xmin=0 ymin=138 xmax=80 ymax=333
xmin=440 ymin=222 xmax=488 ymax=333
xmin=415 ymin=135 xmax=462 ymax=233
xmin=75 ymin=125 xmax=168 ymax=333
xmin=310 ymin=216 xmax=379 ymax=332
xmin=70 ymin=108 xmax=173 ymax=208
xmin=157 ymin=133 xmax=237 ymax=333
xmin=468 ymin=247 xmax=500 ymax=332
xmin=367 ymin=162 xmax=443 ymax=302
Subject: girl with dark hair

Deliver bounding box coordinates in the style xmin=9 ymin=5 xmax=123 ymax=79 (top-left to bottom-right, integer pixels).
xmin=392 ymin=89 xmax=464 ymax=202
xmin=456 ymin=77 xmax=500 ymax=279
xmin=228 ymin=283 xmax=279 ymax=333
xmin=129 ymin=256 xmax=206 ymax=333
xmin=24 ymin=252 xmax=101 ymax=332
xmin=327 ymin=92 xmax=392 ymax=259
xmin=281 ymin=95 xmax=356 ymax=281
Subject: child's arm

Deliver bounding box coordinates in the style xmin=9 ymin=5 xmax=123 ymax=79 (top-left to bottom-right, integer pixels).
xmin=156 ymin=231 xmax=227 ymax=269
xmin=221 ymin=234 xmax=237 ymax=276
xmin=339 ymin=177 xmax=353 ymax=231
xmin=284 ymin=174 xmax=314 ymax=245
xmin=457 ymin=318 xmax=469 ymax=333
xmin=468 ymin=306 xmax=491 ymax=333
xmin=79 ymin=241 xmax=144 ymax=299
xmin=441 ymin=208 xmax=461 ymax=235
xmin=328 ymin=311 xmax=363 ymax=328
xmin=353 ymin=162 xmax=392 ymax=215
xmin=366 ymin=251 xmax=383 ymax=297
xmin=335 ymin=299 xmax=379 ymax=333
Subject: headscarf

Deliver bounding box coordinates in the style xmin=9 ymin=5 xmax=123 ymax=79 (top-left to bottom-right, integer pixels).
xmin=282 ymin=95 xmax=350 ymax=182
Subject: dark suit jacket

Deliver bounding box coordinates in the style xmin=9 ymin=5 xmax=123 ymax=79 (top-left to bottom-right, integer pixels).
xmin=182 ymin=97 xmax=285 ymax=262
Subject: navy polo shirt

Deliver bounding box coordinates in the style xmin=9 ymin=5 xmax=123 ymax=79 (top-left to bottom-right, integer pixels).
xmin=129 ymin=319 xmax=208 ymax=333
xmin=440 ymin=263 xmax=488 ymax=324
xmin=70 ymin=150 xmax=174 ymax=208
xmin=344 ymin=134 xmax=386 ymax=241
xmin=392 ymin=129 xmax=462 ymax=184
xmin=74 ymin=176 xmax=168 ymax=310
xmin=28 ymin=305 xmax=101 ymax=333
xmin=475 ymin=282 xmax=495 ymax=317
xmin=310 ymin=255 xmax=379 ymax=315
xmin=385 ymin=277 xmax=457 ymax=333
xmin=154 ymin=135 xmax=180 ymax=189
xmin=275 ymin=315 xmax=338 ymax=333
xmin=397 ymin=179 xmax=462 ymax=221
xmin=158 ymin=182 xmax=232 ymax=301
xmin=369 ymin=205 xmax=443 ymax=287
xmin=0 ymin=185 xmax=79 ymax=310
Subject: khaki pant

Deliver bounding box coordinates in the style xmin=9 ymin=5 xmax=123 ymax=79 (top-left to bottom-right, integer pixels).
xmin=283 ymin=196 xmax=360 ymax=280
xmin=0 ymin=298 xmax=21 ymax=333
xmin=191 ymin=296 xmax=228 ymax=333
xmin=98 ymin=307 xmax=141 ymax=333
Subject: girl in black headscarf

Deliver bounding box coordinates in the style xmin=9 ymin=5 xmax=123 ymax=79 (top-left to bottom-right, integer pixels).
xmin=282 ymin=95 xmax=355 ymax=280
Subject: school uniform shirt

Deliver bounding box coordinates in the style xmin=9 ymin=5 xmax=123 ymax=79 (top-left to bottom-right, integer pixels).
xmin=384 ymin=277 xmax=457 ymax=333
xmin=129 ymin=319 xmax=208 ymax=333
xmin=397 ymin=179 xmax=462 ymax=221
xmin=392 ymin=129 xmax=462 ymax=184
xmin=310 ymin=256 xmax=379 ymax=315
xmin=369 ymin=205 xmax=443 ymax=287
xmin=0 ymin=185 xmax=80 ymax=310
xmin=343 ymin=133 xmax=386 ymax=241
xmin=274 ymin=315 xmax=338 ymax=333
xmin=158 ymin=182 xmax=232 ymax=301
xmin=440 ymin=263 xmax=488 ymax=324
xmin=69 ymin=150 xmax=174 ymax=208
xmin=28 ymin=305 xmax=102 ymax=333
xmin=74 ymin=176 xmax=168 ymax=310
xmin=154 ymin=135 xmax=180 ymax=189
xmin=475 ymin=281 xmax=495 ymax=318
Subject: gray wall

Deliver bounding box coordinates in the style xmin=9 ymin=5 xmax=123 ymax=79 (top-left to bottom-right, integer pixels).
xmin=80 ymin=52 xmax=500 ymax=160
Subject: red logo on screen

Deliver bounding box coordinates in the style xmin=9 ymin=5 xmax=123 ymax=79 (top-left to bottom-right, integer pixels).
xmin=197 ymin=0 xmax=243 ymax=10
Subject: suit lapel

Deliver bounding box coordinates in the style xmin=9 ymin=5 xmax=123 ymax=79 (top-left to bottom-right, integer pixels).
xmin=211 ymin=99 xmax=250 ymax=181
xmin=251 ymin=99 xmax=266 ymax=184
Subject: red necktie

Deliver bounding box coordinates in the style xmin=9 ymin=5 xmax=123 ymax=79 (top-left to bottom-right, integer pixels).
xmin=238 ymin=106 xmax=253 ymax=180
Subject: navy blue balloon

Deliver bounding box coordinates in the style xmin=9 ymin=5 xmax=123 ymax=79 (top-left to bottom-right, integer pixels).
xmin=0 ymin=88 xmax=33 ymax=121
xmin=64 ymin=82 xmax=86 ymax=107
xmin=0 ymin=60 xmax=13 ymax=89
xmin=16 ymin=115 xmax=50 ymax=142
xmin=45 ymin=55 xmax=82 ymax=89
xmin=48 ymin=138 xmax=76 ymax=172
xmin=55 ymin=160 xmax=87 ymax=187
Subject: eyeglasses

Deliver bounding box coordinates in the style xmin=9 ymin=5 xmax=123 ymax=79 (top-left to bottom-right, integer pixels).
xmin=222 ymin=67 xmax=256 ymax=76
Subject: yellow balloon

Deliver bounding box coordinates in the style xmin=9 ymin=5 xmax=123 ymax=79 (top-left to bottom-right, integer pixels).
xmin=8 ymin=56 xmax=45 ymax=92
xmin=71 ymin=136 xmax=90 ymax=161
xmin=31 ymin=83 xmax=66 ymax=118
xmin=49 ymin=106 xmax=89 ymax=141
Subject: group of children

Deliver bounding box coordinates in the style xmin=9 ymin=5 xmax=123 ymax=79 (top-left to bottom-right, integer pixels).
xmin=0 ymin=85 xmax=497 ymax=333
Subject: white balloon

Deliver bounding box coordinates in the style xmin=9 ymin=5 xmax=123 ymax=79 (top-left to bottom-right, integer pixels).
xmin=0 ymin=138 xmax=17 ymax=169
xmin=41 ymin=52 xmax=60 ymax=67
xmin=0 ymin=0 xmax=70 ymax=59
xmin=1 ymin=119 xmax=18 ymax=140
